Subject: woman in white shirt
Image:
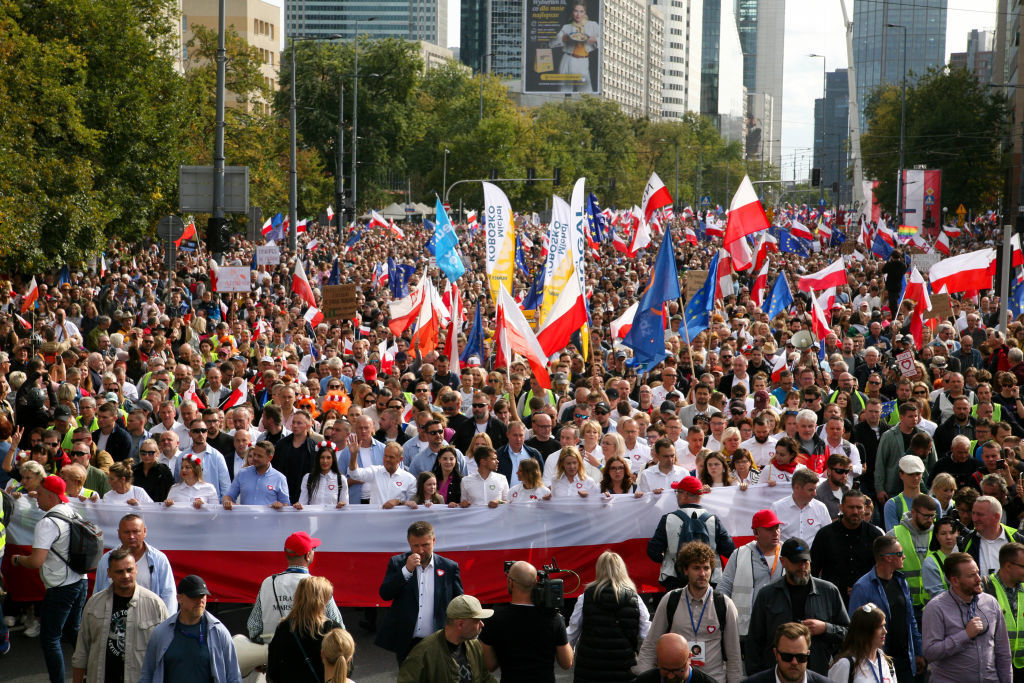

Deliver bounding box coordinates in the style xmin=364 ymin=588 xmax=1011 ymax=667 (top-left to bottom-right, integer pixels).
xmin=294 ymin=442 xmax=348 ymax=509
xmin=164 ymin=454 xmax=218 ymax=509
xmin=579 ymin=420 xmax=604 ymax=476
xmin=508 ymin=459 xmax=550 ymax=503
xmin=826 ymin=603 xmax=897 ymax=683
xmin=102 ymin=461 xmax=153 ymax=505
xmin=549 ymin=447 xmax=600 ymax=499
xmin=599 ymin=431 xmax=625 ymax=481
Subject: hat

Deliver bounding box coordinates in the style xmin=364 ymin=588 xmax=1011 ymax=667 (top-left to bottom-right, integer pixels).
xmin=754 ymin=390 xmax=770 ymax=406
xmin=551 ymin=372 xmax=568 ymax=383
xmin=53 ymin=405 xmax=73 ymax=421
xmin=931 ymin=357 xmax=947 ymax=368
xmin=260 ymin=355 xmax=275 ymax=364
xmin=40 ymin=475 xmax=69 ymax=503
xmin=394 ymin=351 xmax=408 ymax=362
xmin=285 ymin=531 xmax=322 ymax=555
xmin=104 ymin=392 xmax=119 ymax=404
xmin=751 ymin=509 xmax=782 ymax=529
xmin=446 ymin=595 xmax=494 ymax=620
xmin=780 ymin=538 xmax=811 ymax=562
xmin=898 ymin=454 xmax=925 ymax=474
xmin=135 ymin=399 xmax=154 ymax=414
xmin=659 ymin=400 xmax=677 ymax=414
xmin=729 ymin=398 xmax=747 ymax=414
xmin=671 ymin=475 xmax=704 ymax=495
xmin=615 ymin=350 xmax=628 ymax=359
xmin=230 ymin=354 xmax=246 ymax=362
xmin=363 ymin=365 xmax=378 ymax=381
xmin=177 ymin=574 xmax=211 ymax=598
xmin=593 ymin=402 xmax=611 ymax=414
xmin=894 ymin=334 xmax=909 ymax=344
xmin=466 ymin=356 xmax=482 ymax=367
xmin=150 ymin=380 xmax=168 ymax=392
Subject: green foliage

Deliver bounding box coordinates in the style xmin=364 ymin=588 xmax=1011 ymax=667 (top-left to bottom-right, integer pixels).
xmin=862 ymin=66 xmax=1008 ymax=212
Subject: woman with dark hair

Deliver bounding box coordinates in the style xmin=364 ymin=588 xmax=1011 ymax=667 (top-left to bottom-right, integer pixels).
xmin=267 ymin=576 xmax=343 ymax=682
xmin=600 ymin=455 xmax=638 ymax=495
xmin=730 ymin=448 xmax=759 ymax=490
xmin=133 ymin=438 xmax=174 ymax=502
xmin=700 ymin=451 xmax=736 ymax=488
xmin=407 ymin=471 xmax=445 ymax=507
xmin=294 ymin=441 xmax=348 ymax=509
xmin=922 ymin=516 xmax=958 ymax=601
xmin=102 ymin=460 xmax=153 ymax=505
xmin=827 ymin=603 xmax=897 ymax=682
xmin=431 ymin=445 xmax=463 ymax=506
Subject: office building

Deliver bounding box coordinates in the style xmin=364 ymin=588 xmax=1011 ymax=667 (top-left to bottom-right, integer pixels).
xmin=602 ymin=0 xmax=664 ymax=118
xmin=736 ymin=0 xmax=784 ymax=169
xmin=700 ymin=0 xmax=746 ymax=145
xmin=746 ymin=92 xmax=775 ymax=166
xmin=949 ymin=29 xmax=995 ymax=85
xmin=419 ymin=42 xmax=468 ymax=73
xmin=812 ymin=69 xmax=851 ymax=205
xmin=285 ymin=0 xmax=446 ymax=46
xmin=852 ymin=0 xmax=947 ymax=129
xmin=652 ymin=0 xmax=703 ymax=118
xmin=995 ymin=1 xmax=1024 ymax=216
xmin=459 ymin=0 xmax=521 ymax=78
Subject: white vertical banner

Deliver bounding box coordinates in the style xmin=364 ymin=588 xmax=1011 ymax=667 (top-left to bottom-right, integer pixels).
xmin=540 ymin=196 xmax=573 ymax=325
xmin=483 ymin=181 xmax=517 ymax=303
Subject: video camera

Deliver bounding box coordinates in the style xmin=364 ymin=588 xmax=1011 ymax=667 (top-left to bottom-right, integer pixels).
xmin=504 ymin=558 xmax=566 ymax=610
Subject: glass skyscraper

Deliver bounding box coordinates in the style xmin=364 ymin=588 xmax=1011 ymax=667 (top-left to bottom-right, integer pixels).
xmin=285 ymin=0 xmax=447 ymax=45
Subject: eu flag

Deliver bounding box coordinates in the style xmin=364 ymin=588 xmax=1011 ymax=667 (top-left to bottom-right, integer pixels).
xmin=680 ymin=251 xmax=719 ymax=344
xmin=623 ymin=228 xmax=680 ymax=371
xmin=762 ymin=272 xmax=794 ymax=320
xmin=515 ymin=235 xmax=530 ymax=276
xmin=586 ymin=193 xmax=607 ymax=242
xmin=1011 ymin=274 xmax=1024 ymax=321
xmin=521 ymin=268 xmax=545 ymax=313
xmin=778 ymin=230 xmax=810 ymax=257
xmin=871 ymin=232 xmax=894 ymax=260
xmin=424 ymin=219 xmax=437 ymax=256
xmin=388 ymin=256 xmax=415 ymax=298
xmin=327 ymin=258 xmax=341 ymax=286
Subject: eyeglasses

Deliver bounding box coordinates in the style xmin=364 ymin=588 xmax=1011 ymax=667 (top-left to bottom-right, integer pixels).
xmin=140 ymin=450 xmax=158 ymax=455
xmin=72 ymin=450 xmax=90 ymax=457
xmin=427 ymin=430 xmax=443 ymax=436
xmin=190 ymin=428 xmax=208 ymax=434
xmin=881 ymin=551 xmax=905 ymax=558
xmin=867 ymin=380 xmax=882 ymax=385
xmin=777 ymin=652 xmax=811 ymax=663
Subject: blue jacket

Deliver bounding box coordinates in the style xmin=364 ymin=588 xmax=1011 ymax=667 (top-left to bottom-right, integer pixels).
xmin=849 ymin=567 xmax=923 ymax=674
xmin=94 ymin=544 xmax=178 ymax=614
xmin=495 ymin=443 xmax=544 ymax=485
xmin=139 ymin=610 xmax=241 ymax=683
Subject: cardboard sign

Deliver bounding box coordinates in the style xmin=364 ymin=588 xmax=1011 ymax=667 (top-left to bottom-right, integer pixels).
xmin=911 ymin=253 xmax=941 ymax=272
xmin=840 ymin=242 xmax=856 ymax=255
xmin=322 ymin=284 xmax=357 ymax=321
xmin=896 ymin=350 xmax=917 ymax=377
xmin=214 ymin=266 xmax=251 ymax=292
xmin=684 ymin=270 xmax=708 ymax=299
xmin=924 ymin=293 xmax=953 ymax=321
xmin=257 ymin=245 xmax=280 ymax=266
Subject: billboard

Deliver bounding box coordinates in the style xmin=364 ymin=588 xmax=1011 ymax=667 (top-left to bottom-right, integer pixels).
xmin=902 ymin=169 xmax=942 ymax=237
xmin=523 ymin=0 xmax=602 ymax=95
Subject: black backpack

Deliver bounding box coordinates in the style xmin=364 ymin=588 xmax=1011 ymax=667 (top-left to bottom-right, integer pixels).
xmin=44 ymin=509 xmax=104 ymax=575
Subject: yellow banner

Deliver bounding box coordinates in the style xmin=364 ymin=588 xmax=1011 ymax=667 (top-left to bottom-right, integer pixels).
xmin=483 ymin=182 xmax=517 ymax=303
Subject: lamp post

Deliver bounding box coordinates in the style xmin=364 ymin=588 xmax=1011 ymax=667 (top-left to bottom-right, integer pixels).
xmin=887 ymin=23 xmax=907 ymax=224
xmin=336 ymin=77 xmax=345 ymax=235
xmin=479 ymin=52 xmax=493 ymax=121
xmin=289 ymin=35 xmax=298 ymax=250
xmin=809 ymin=54 xmax=826 ymax=207
xmin=351 ymin=17 xmax=375 ymax=223
xmin=443 ymin=148 xmax=450 ymax=203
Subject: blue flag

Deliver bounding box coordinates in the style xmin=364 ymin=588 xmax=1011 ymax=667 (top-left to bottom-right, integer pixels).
xmin=830 ymin=230 xmax=847 ymax=248
xmin=268 ymin=213 xmax=284 ymax=242
xmin=586 ymin=193 xmax=607 ymax=242
xmin=778 ymin=230 xmax=810 ymax=257
xmin=387 ymin=256 xmax=415 ymax=298
xmin=623 ymin=228 xmax=681 ymax=371
xmin=871 ymin=232 xmax=894 ymax=260
xmin=1011 ymin=274 xmax=1024 ymax=320
xmin=680 ymin=251 xmax=720 ymax=344
xmin=515 ymin=235 xmax=530 ymax=276
xmin=434 ymin=199 xmax=466 ymax=282
xmin=762 ymin=273 xmax=794 ymax=320
xmin=58 ymin=266 xmax=70 ymax=287
xmin=344 ymin=228 xmax=363 ymax=252
xmin=423 ymin=219 xmax=437 ymax=255
xmin=521 ymin=268 xmax=545 ymax=313
xmin=327 ymin=258 xmax=340 ymax=286
xmin=460 ymin=301 xmax=485 ymax=366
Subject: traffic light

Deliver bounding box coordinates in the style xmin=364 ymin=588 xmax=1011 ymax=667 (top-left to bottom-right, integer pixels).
xmin=553 ymin=168 xmax=562 ymax=187
xmin=207 ymin=216 xmax=229 ymax=253
xmin=526 ymin=167 xmax=536 ymax=186
xmin=811 ymin=168 xmax=821 ymax=187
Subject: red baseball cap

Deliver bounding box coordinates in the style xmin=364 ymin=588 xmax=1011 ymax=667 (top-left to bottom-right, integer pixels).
xmin=671 ymin=476 xmax=703 ymax=495
xmin=751 ymin=509 xmax=782 ymax=530
xmin=284 ymin=531 xmax=322 ymax=555
xmin=41 ymin=475 xmax=70 ymax=504
xmin=363 ymin=365 xmax=378 ymax=381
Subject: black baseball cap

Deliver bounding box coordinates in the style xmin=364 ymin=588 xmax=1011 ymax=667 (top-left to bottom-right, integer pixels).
xmin=780 ymin=538 xmax=811 ymax=562
xmin=177 ymin=574 xmax=211 ymax=598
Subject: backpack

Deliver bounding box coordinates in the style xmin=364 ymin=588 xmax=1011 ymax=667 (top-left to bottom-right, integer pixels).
xmin=44 ymin=509 xmax=104 ymax=575
xmin=664 ymin=588 xmax=729 ymax=660
xmin=672 ymin=509 xmax=713 ymax=550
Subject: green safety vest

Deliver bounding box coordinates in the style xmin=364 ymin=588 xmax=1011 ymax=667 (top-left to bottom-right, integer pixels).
xmin=520 ymin=389 xmax=556 ymax=418
xmin=0 ymin=496 xmax=6 ymax=553
xmin=893 ymin=493 xmax=911 ymax=520
xmin=893 ymin=523 xmax=932 ymax=608
xmin=971 ymin=403 xmax=1002 ymax=422
xmin=924 ymin=550 xmax=948 ymax=599
xmin=991 ymin=574 xmax=1024 ymax=668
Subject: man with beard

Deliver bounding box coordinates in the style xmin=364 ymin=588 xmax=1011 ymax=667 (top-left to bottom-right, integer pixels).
xmin=740 ymin=415 xmax=778 ymax=469
xmin=813 ymin=454 xmax=852 ymax=521
xmin=811 ymin=491 xmax=881 ymax=604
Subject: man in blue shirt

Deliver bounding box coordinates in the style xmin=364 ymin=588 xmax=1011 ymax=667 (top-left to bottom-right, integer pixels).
xmin=221 ymin=441 xmax=290 ymax=508
xmin=176 ymin=419 xmax=231 ymax=497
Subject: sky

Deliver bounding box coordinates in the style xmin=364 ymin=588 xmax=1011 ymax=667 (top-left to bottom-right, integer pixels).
xmin=445 ymin=0 xmax=1000 ymax=181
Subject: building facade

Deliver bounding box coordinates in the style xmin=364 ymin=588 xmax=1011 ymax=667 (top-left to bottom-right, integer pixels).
xmin=813 ymin=69 xmax=851 ymax=205
xmin=652 ymin=0 xmax=702 ymax=118
xmin=735 ymin=0 xmax=784 ymax=169
xmin=700 ymin=0 xmax=745 ymax=145
xmin=284 ymin=0 xmax=446 ymax=46
xmin=949 ymin=29 xmax=995 ymax=85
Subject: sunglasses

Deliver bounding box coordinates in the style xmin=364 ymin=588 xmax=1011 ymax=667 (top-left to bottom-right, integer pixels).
xmin=831 ymin=468 xmax=851 ymax=475
xmin=427 ymin=430 xmax=443 ymax=436
xmin=190 ymin=428 xmax=208 ymax=433
xmin=472 ymin=403 xmax=487 ymax=408
xmin=140 ymin=450 xmax=158 ymax=455
xmin=72 ymin=451 xmax=90 ymax=457
xmin=778 ymin=652 xmax=810 ymax=663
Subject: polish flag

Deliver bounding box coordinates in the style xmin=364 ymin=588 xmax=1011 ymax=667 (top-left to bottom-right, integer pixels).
xmin=443 ymin=312 xmax=459 ymax=366
xmin=14 ymin=313 xmax=31 ymax=330
xmin=877 ymin=221 xmax=897 ymax=247
xmin=684 ymin=223 xmax=698 ymax=245
xmin=410 ymin=281 xmax=446 ymax=355
xmin=466 ymin=211 xmax=479 ymax=230
xmin=282 ymin=216 xmax=290 ymax=235
xmin=540 ymin=234 xmax=550 ymax=260
xmin=296 ymin=218 xmax=308 ymax=233
xmin=715 ymin=249 xmax=734 ymax=301
xmin=369 ymin=210 xmax=388 ymax=231
xmin=810 ymin=294 xmax=832 ymax=341
xmin=816 ymin=287 xmax=837 ymax=311
xmin=261 ymin=217 xmax=274 ymax=237
xmin=387 ymin=286 xmax=425 ymax=336
xmin=183 ymin=379 xmax=207 ymax=411
xmin=629 ymin=215 xmax=652 ymax=255
xmin=641 ymin=172 xmax=674 ymax=222
xmin=378 ymin=341 xmax=398 ymax=375
xmin=291 ymin=258 xmax=317 ymax=308
xmin=899 ymin=266 xmax=932 ymax=348
xmin=222 ymin=380 xmax=248 ymax=410
xmin=306 ymin=239 xmax=321 ymax=251
xmin=933 ymin=231 xmax=951 ymax=256
xmin=753 ymin=232 xmax=778 ymax=273
xmin=252 ymin=318 xmax=271 ymax=341
xmin=727 ymin=236 xmax=754 ymax=272
xmin=928 ymin=248 xmax=996 ymax=294
xmin=303 ymin=306 xmax=325 ymax=328
xmin=705 ymin=216 xmax=725 ymax=239
xmin=944 ymin=223 xmax=962 ymax=238
xmin=858 ymin=216 xmax=873 ymax=250
xmin=1013 ymin=233 xmax=1024 ymax=267
xmin=610 ymin=302 xmax=638 ymax=339
xmin=208 ymin=258 xmax=220 ymax=291
xmin=20 ymin=277 xmax=38 ymax=314
xmin=442 ymin=281 xmax=464 ymax=327
xmin=326 ymin=205 xmax=335 ymax=222
xmin=817 ymin=221 xmax=832 ymax=244
xmin=494 ymin=285 xmax=551 ymax=389
xmin=389 ymin=220 xmax=405 ymax=240
xmin=798 ymin=257 xmax=847 ymax=293
xmin=612 ymin=230 xmax=630 ymax=254
xmin=790 ymin=220 xmax=814 ymax=241
xmin=750 ymin=261 xmax=770 ymax=307
xmin=175 ymin=220 xmax=197 ymax=248
xmin=536 ymin=267 xmax=589 ymax=356
xmin=724 ymin=175 xmax=769 ymax=256
xmin=770 ymin=351 xmax=789 ymax=383
xmin=99 ymin=254 xmax=106 ymax=278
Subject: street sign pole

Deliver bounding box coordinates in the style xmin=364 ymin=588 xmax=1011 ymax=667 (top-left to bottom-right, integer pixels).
xmin=1002 ymin=223 xmax=1012 ymax=334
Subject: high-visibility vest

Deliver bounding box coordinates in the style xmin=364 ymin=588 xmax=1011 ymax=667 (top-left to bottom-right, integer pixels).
xmin=991 ymin=574 xmax=1024 ymax=668
xmin=924 ymin=550 xmax=948 ymax=599
xmin=893 ymin=523 xmax=932 ymax=608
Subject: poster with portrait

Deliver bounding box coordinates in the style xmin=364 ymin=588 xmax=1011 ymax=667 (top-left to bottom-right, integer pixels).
xmin=523 ymin=0 xmax=602 ymax=95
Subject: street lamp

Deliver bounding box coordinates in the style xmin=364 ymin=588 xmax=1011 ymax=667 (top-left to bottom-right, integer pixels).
xmin=887 ymin=23 xmax=908 ymax=224
xmin=351 ymin=17 xmax=376 ymax=223
xmin=479 ymin=52 xmax=494 ymax=121
xmin=443 ymin=148 xmax=450 ymax=204
xmin=809 ymin=54 xmax=826 ymax=206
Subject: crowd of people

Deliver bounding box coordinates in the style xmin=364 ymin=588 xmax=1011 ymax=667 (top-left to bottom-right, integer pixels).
xmin=0 ymin=206 xmax=1022 ymax=682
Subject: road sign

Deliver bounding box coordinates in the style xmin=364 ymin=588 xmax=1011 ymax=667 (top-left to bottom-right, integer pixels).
xmin=156 ymin=215 xmax=185 ymax=241
xmin=701 ymin=196 xmax=711 ymax=206
xmin=178 ymin=165 xmax=250 ymax=213
xmin=896 ymin=351 xmax=916 ymax=377
xmin=956 ymin=204 xmax=967 ymax=216
xmin=818 ymin=198 xmax=826 ymax=207
xmin=924 ymin=194 xmax=935 ymax=206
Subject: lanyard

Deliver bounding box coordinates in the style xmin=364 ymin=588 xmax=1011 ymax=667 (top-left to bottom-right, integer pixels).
xmin=966 ymin=595 xmax=979 ymax=621
xmin=685 ymin=589 xmax=710 ymax=635
xmin=868 ymin=653 xmax=884 ymax=683
xmin=175 ymin=616 xmax=206 ymax=647
xmin=757 ymin=545 xmax=780 ymax=578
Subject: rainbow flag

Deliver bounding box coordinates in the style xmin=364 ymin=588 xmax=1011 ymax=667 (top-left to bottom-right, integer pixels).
xmin=898 ymin=224 xmax=918 ymax=236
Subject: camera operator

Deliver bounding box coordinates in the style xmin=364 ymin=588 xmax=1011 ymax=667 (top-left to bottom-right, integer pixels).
xmin=479 ymin=561 xmax=572 ymax=681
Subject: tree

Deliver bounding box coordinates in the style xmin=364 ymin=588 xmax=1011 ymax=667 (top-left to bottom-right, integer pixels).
xmin=862 ymin=66 xmax=1008 ymax=213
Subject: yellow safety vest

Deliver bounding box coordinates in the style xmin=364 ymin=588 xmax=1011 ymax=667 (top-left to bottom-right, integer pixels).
xmin=991 ymin=574 xmax=1024 ymax=668
xmin=893 ymin=523 xmax=932 ymax=608
xmin=924 ymin=550 xmax=948 ymax=599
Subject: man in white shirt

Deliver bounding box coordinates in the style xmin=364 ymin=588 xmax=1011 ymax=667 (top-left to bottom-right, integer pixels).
xmin=156 ymin=430 xmax=181 ymax=471
xmin=149 ymin=400 xmax=192 ymax=451
xmin=619 ymin=418 xmax=651 ymax=471
xmin=770 ymin=468 xmax=832 ymax=547
xmin=461 ymin=446 xmax=509 ymax=507
xmin=740 ymin=415 xmax=779 ymax=469
xmin=638 ymin=438 xmax=687 ymax=493
xmin=348 ymin=441 xmax=417 ymax=507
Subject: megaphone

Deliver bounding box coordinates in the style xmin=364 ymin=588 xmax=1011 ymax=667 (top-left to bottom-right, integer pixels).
xmin=232 ymin=634 xmax=268 ymax=677
xmin=791 ymin=330 xmax=814 ymax=350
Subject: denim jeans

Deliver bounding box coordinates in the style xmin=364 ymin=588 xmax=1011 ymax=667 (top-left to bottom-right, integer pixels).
xmin=39 ymin=579 xmax=87 ymax=683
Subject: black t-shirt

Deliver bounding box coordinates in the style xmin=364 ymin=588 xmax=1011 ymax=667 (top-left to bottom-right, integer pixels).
xmin=104 ymin=592 xmax=131 ymax=682
xmin=446 ymin=638 xmax=474 ymax=683
xmin=881 ymin=577 xmax=908 ymax=653
xmin=479 ymin=604 xmax=568 ymax=683
xmin=786 ymin=581 xmax=811 ymax=621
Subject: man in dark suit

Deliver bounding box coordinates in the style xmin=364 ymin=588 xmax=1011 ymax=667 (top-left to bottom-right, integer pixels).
xmin=495 ymin=421 xmax=543 ymax=485
xmin=717 ymin=354 xmax=752 ymax=397
xmin=93 ymin=400 xmax=133 ymax=462
xmin=452 ymin=392 xmax=507 ymax=454
xmin=376 ymin=520 xmax=463 ymax=664
xmin=740 ymin=622 xmax=830 ymax=683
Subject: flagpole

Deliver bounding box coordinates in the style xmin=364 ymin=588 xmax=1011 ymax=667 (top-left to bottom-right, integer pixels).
xmin=678 ymin=295 xmax=697 ymax=383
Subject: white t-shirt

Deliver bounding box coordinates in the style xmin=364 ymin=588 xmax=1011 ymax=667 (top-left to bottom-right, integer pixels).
xmin=550 ymin=475 xmax=601 ymax=498
xmin=34 ymin=503 xmax=85 ymax=588
xmin=461 ymin=471 xmax=509 ymax=506
xmin=102 ymin=486 xmax=154 ymax=505
xmin=980 ymin=534 xmax=1005 ymax=575
xmin=166 ymin=481 xmax=218 ymax=505
xmin=509 ymin=483 xmax=550 ymax=503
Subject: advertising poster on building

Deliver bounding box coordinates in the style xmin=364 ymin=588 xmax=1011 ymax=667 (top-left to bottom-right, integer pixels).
xmin=523 ymin=0 xmax=602 ymax=95
xmin=902 ymin=169 xmax=942 ymax=236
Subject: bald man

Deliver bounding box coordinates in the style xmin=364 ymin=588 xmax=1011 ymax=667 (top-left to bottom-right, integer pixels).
xmin=633 ymin=634 xmax=716 ymax=683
